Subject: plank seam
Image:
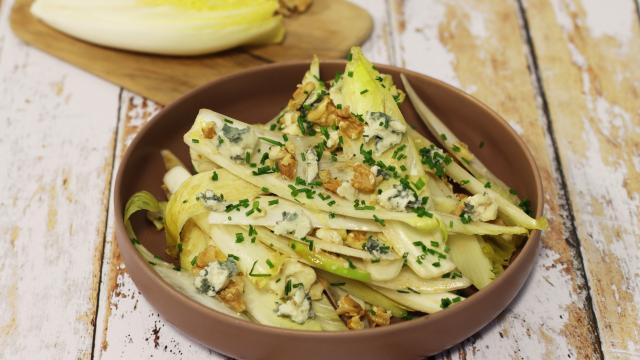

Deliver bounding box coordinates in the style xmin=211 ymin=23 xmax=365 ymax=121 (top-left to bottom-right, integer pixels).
xmin=514 ymin=1 xmax=604 ymax=358
xmin=89 ymin=86 xmax=124 ymax=360
xmin=243 ymin=50 xmax=275 ymax=64
xmin=383 ymin=0 xmax=398 ymax=66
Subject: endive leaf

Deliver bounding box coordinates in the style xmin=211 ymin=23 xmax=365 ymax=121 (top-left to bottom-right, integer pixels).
xmin=164 ymin=168 xmax=262 ymax=256
xmin=31 ymin=0 xmax=285 ymax=56
xmin=123 ymin=190 xmax=163 ymax=242
xmin=320 ymin=271 xmax=408 ymax=318
xmin=135 ymin=242 xmax=247 ymax=319
xmin=185 ymin=109 xmax=439 ymax=231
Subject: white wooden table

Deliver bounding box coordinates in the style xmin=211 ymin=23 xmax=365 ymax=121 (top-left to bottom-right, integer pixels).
xmin=1 ymin=0 xmax=638 ymax=359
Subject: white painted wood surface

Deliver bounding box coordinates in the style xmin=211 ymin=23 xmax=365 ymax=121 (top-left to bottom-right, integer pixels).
xmin=389 ymin=2 xmax=599 ymax=358
xmin=523 ymin=0 xmax=640 ymax=358
xmin=0 ymin=0 xmax=120 ymax=358
xmin=0 ymin=0 xmax=637 ymax=358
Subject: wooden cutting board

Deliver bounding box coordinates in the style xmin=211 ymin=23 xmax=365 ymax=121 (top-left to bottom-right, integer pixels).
xmin=10 ymin=0 xmax=372 ymax=105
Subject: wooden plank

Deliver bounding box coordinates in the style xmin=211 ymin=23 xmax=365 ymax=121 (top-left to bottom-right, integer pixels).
xmin=91 ymin=1 xmax=392 ymax=358
xmin=522 ymin=0 xmax=640 ymax=358
xmin=91 ymin=91 xmax=222 ymax=359
xmin=388 ymin=0 xmax=602 ymax=358
xmin=0 ymin=0 xmax=121 ymax=358
xmin=9 ymin=0 xmax=372 ymax=106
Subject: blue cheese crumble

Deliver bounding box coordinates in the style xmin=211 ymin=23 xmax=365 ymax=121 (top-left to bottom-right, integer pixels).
xmin=363 ymin=112 xmax=406 ymax=154
xmin=275 ymin=287 xmax=313 ymax=324
xmin=196 ymin=190 xmax=226 ymax=212
xmin=273 ymin=210 xmax=312 ymax=239
xmin=301 ymin=148 xmax=319 ymax=183
xmin=362 ymin=236 xmax=391 ymax=259
xmin=194 ymin=259 xmax=238 ymax=297
xmin=378 ymin=184 xmax=417 ymax=211
xmin=216 ymin=122 xmax=257 ymax=161
xmin=464 ymin=192 xmax=498 ymax=222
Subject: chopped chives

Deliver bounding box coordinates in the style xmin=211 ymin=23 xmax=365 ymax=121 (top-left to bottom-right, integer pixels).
xmin=258 ymin=137 xmax=284 ymax=147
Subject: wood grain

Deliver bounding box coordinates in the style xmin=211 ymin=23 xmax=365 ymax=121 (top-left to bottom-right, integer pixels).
xmin=389 ymin=0 xmax=601 ymax=358
xmin=523 ymin=0 xmax=640 ymax=358
xmin=1 ymin=0 xmax=637 ymax=358
xmin=9 ymin=0 xmax=372 ymax=106
xmin=0 ymin=1 xmax=121 ymax=358
xmin=91 ymin=92 xmax=221 ymax=359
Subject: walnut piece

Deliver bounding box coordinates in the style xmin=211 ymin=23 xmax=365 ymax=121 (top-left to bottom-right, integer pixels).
xmin=346 ymin=315 xmax=365 ymax=330
xmin=307 ymin=97 xmax=338 ymax=127
xmin=336 ymin=295 xmax=366 ymax=330
xmin=278 ymin=152 xmax=297 ymax=180
xmin=287 ymin=82 xmax=315 ymax=111
xmin=201 ymin=122 xmax=216 ymax=139
xmin=351 ymin=164 xmax=376 ymax=194
xmin=196 ymin=245 xmax=224 ymax=268
xmin=365 ymin=305 xmax=392 ymax=327
xmin=319 ymin=170 xmax=341 ymax=193
xmin=338 ymin=109 xmax=364 ymax=139
xmin=336 ymin=294 xmax=364 ymax=317
xmin=217 ymin=276 xmax=246 ymax=313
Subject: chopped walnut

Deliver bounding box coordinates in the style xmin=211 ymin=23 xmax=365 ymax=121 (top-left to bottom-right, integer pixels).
xmin=351 ymin=164 xmax=376 ymax=194
xmin=278 ymin=152 xmax=297 ymax=180
xmin=345 ymin=231 xmax=368 ymax=249
xmin=195 ymin=245 xmax=224 ymax=268
xmin=307 ymin=97 xmax=339 ymax=127
xmin=346 ymin=315 xmax=365 ymax=330
xmin=338 ymin=109 xmax=364 ymax=139
xmin=319 ymin=169 xmax=341 ymax=193
xmin=201 ymin=122 xmax=216 ymax=139
xmin=287 ymin=82 xmax=315 ymax=111
xmin=336 ymin=295 xmax=364 ymax=317
xmin=365 ymin=305 xmax=392 ymax=327
xmin=334 ymin=105 xmax=352 ymax=119
xmin=217 ymin=276 xmax=246 ymax=313
xmin=336 ymin=295 xmax=366 ymax=330
xmin=277 ymin=0 xmax=312 ymax=16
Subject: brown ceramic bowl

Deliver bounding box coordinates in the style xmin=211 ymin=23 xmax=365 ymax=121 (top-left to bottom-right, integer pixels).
xmin=114 ymin=61 xmax=543 ymax=359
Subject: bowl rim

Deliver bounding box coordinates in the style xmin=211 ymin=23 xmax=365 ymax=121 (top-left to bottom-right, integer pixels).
xmin=114 ymin=59 xmax=543 ymax=339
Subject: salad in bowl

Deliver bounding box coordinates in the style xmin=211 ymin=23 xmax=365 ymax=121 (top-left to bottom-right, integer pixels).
xmin=123 ymin=47 xmax=547 ymax=332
